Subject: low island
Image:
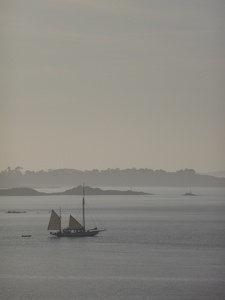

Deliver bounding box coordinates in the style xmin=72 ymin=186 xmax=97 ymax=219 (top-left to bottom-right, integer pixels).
xmin=0 ymin=185 xmax=153 ymax=196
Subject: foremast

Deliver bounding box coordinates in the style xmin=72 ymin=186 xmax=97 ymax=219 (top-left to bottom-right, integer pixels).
xmin=59 ymin=206 xmax=62 ymax=233
xmin=82 ymin=184 xmax=85 ymax=231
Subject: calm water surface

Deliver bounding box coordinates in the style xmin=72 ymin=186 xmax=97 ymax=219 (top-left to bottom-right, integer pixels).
xmin=0 ymin=187 xmax=225 ymax=300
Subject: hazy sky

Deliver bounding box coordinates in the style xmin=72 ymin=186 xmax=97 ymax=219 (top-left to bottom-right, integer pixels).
xmin=1 ymin=0 xmax=225 ymax=172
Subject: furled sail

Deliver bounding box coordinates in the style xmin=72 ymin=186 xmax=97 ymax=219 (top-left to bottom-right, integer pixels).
xmin=68 ymin=215 xmax=84 ymax=230
xmin=47 ymin=210 xmax=61 ymax=230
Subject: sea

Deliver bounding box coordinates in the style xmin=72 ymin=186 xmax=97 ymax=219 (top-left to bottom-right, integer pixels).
xmin=0 ymin=187 xmax=225 ymax=300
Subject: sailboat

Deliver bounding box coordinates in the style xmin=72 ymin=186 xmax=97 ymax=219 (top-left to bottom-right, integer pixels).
xmin=47 ymin=185 xmax=104 ymax=237
xmin=183 ymin=189 xmax=196 ymax=196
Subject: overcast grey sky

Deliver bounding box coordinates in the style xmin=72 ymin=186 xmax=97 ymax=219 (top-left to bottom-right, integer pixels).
xmin=1 ymin=0 xmax=225 ymax=172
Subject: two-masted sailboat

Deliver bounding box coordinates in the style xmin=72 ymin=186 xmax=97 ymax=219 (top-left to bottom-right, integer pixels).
xmin=47 ymin=185 xmax=103 ymax=237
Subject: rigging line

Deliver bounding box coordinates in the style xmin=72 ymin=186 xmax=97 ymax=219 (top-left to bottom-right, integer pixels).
xmin=73 ymin=205 xmax=83 ymax=222
xmin=85 ymin=202 xmax=106 ymax=230
xmin=85 ymin=203 xmax=97 ymax=227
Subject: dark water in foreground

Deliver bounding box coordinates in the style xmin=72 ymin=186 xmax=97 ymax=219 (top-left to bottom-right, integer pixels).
xmin=0 ymin=187 xmax=225 ymax=300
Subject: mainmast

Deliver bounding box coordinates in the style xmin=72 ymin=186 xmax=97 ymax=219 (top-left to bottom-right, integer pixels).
xmin=59 ymin=206 xmax=62 ymax=233
xmin=82 ymin=184 xmax=85 ymax=231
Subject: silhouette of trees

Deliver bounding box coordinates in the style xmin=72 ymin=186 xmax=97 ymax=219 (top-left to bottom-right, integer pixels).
xmin=0 ymin=167 xmax=224 ymax=188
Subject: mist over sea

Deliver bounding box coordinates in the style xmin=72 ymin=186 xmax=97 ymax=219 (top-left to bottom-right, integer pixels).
xmin=0 ymin=187 xmax=225 ymax=300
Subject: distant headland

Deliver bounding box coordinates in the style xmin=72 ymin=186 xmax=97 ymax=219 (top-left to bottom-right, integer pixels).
xmin=0 ymin=186 xmax=152 ymax=196
xmin=0 ymin=167 xmax=225 ymax=189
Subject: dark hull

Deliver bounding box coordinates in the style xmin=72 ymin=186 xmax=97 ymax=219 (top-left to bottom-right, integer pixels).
xmin=50 ymin=230 xmax=99 ymax=237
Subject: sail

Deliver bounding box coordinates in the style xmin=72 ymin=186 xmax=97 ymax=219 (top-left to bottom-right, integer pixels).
xmin=47 ymin=210 xmax=61 ymax=230
xmin=68 ymin=215 xmax=84 ymax=230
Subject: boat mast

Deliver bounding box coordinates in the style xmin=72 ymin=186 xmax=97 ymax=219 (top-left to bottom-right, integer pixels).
xmin=82 ymin=184 xmax=85 ymax=231
xmin=59 ymin=206 xmax=62 ymax=233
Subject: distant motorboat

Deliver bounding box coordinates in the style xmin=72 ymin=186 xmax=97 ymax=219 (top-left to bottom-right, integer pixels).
xmin=47 ymin=184 xmax=105 ymax=237
xmin=21 ymin=235 xmax=31 ymax=237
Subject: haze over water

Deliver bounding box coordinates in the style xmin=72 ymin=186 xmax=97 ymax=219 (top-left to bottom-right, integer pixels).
xmin=1 ymin=1 xmax=225 ymax=172
xmin=0 ymin=187 xmax=225 ymax=299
